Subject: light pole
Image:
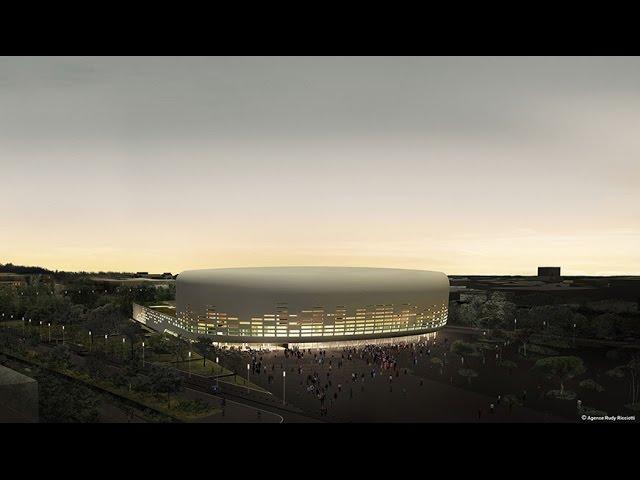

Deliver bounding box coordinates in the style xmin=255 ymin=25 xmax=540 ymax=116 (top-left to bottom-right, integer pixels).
xmin=62 ymin=325 xmax=65 ymax=345
xmin=89 ymin=330 xmax=92 ymax=352
xmin=247 ymin=363 xmax=250 ymax=393
xmin=48 ymin=323 xmax=51 ymax=343
xmin=216 ymin=356 xmax=219 ymax=389
xmin=122 ymin=337 xmax=126 ymax=360
xmin=514 ymin=317 xmax=517 ymax=331
xmin=188 ymin=351 xmax=192 ymax=377
xmin=142 ymin=342 xmax=145 ymax=368
xmin=104 ymin=333 xmax=108 ymax=352
xmin=573 ymin=323 xmax=576 ymax=345
xmin=282 ymin=370 xmax=286 ymax=405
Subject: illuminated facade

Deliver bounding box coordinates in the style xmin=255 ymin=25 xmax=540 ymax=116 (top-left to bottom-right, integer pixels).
xmin=135 ymin=267 xmax=449 ymax=347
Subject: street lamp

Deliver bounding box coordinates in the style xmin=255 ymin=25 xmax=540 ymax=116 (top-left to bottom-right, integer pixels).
xmin=122 ymin=337 xmax=126 ymax=359
xmin=89 ymin=330 xmax=92 ymax=352
xmin=48 ymin=323 xmax=51 ymax=343
xmin=62 ymin=325 xmax=65 ymax=345
xmin=104 ymin=333 xmax=108 ymax=352
xmin=188 ymin=351 xmax=192 ymax=377
xmin=514 ymin=318 xmax=517 ymax=331
xmin=142 ymin=342 xmax=145 ymax=368
xmin=283 ymin=370 xmax=286 ymax=405
xmin=216 ymin=356 xmax=220 ymax=389
xmin=573 ymin=323 xmax=577 ymax=345
xmin=247 ymin=363 xmax=250 ymax=393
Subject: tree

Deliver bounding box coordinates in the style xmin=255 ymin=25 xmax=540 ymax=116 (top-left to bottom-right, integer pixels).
xmin=457 ymin=295 xmax=485 ymax=327
xmin=591 ymin=313 xmax=618 ymax=339
xmin=86 ymin=302 xmax=122 ymax=335
xmin=622 ymin=353 xmax=640 ymax=405
xmin=84 ymin=354 xmax=107 ymax=380
xmin=478 ymin=292 xmax=516 ymax=331
xmin=195 ymin=336 xmax=212 ymax=368
xmin=608 ymin=346 xmax=640 ymax=404
xmin=120 ymin=321 xmax=141 ymax=360
xmin=499 ymin=360 xmax=518 ymax=374
xmin=37 ymin=373 xmax=100 ymax=422
xmin=513 ymin=327 xmax=534 ymax=357
xmin=450 ymin=340 xmax=475 ymax=365
xmin=531 ymin=356 xmax=586 ymax=396
xmin=170 ymin=335 xmax=188 ymax=365
xmin=45 ymin=345 xmax=72 ymax=370
xmin=148 ymin=365 xmax=183 ymax=408
xmin=579 ymin=378 xmax=605 ymax=393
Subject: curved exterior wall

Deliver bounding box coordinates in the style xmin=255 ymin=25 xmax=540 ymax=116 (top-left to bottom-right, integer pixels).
xmin=175 ymin=267 xmax=449 ymax=345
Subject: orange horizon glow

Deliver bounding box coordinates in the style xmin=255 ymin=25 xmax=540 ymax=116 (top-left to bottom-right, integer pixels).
xmin=1 ymin=57 xmax=639 ymax=276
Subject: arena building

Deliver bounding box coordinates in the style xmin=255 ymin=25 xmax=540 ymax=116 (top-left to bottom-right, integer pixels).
xmin=133 ymin=267 xmax=449 ymax=348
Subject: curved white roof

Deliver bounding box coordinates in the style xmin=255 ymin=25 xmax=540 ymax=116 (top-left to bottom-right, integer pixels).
xmin=177 ymin=267 xmax=449 ymax=319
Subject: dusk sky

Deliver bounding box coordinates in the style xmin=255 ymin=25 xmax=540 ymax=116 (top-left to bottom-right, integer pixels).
xmin=1 ymin=56 xmax=639 ymax=275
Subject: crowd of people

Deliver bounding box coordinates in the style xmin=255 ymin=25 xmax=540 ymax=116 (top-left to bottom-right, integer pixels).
xmin=219 ymin=332 xmax=558 ymax=422
xmin=240 ymin=337 xmax=457 ymax=419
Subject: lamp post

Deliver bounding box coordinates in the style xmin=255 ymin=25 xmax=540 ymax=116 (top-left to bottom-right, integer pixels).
xmin=104 ymin=333 xmax=108 ymax=352
xmin=122 ymin=337 xmax=126 ymax=360
xmin=22 ymin=316 xmax=25 ymax=336
xmin=39 ymin=321 xmax=43 ymax=341
xmin=142 ymin=342 xmax=145 ymax=368
xmin=247 ymin=363 xmax=250 ymax=393
xmin=89 ymin=330 xmax=92 ymax=352
xmin=188 ymin=351 xmax=192 ymax=377
xmin=514 ymin=317 xmax=517 ymax=331
xmin=62 ymin=325 xmax=65 ymax=345
xmin=282 ymin=370 xmax=286 ymax=405
xmin=47 ymin=323 xmax=51 ymax=343
xmin=573 ymin=323 xmax=576 ymax=346
xmin=216 ymin=356 xmax=220 ymax=389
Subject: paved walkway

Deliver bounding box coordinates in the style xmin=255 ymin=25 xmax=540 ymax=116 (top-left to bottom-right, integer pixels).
xmin=250 ymin=347 xmax=568 ymax=423
xmin=184 ymin=387 xmax=283 ymax=423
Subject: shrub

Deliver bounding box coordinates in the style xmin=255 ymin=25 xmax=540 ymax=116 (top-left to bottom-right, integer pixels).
xmin=579 ymin=379 xmax=605 ymax=392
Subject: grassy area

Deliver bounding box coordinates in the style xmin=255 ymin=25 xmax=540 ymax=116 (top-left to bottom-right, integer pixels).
xmin=218 ymin=373 xmax=271 ymax=393
xmin=0 ymin=340 xmax=221 ymax=422
xmin=156 ymin=352 xmax=271 ymax=394
xmin=171 ymin=357 xmax=230 ymax=377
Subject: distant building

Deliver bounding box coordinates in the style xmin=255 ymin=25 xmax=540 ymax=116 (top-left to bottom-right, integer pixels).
xmin=538 ymin=266 xmax=561 ymax=281
xmin=135 ymin=272 xmax=173 ymax=279
xmin=0 ymin=273 xmax=28 ymax=288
